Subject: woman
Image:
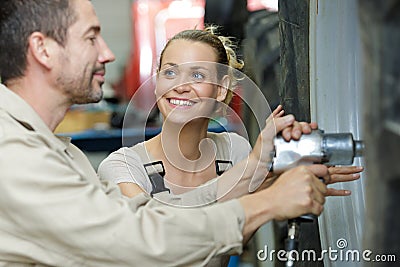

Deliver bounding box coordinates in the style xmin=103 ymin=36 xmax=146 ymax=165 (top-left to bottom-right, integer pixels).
xmin=98 ymin=27 xmax=361 ymax=266
xmin=98 ymin=27 xmax=362 ymax=203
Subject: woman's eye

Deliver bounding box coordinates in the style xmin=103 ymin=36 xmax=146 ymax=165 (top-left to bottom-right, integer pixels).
xmin=162 ymin=69 xmax=176 ymax=78
xmin=192 ymin=72 xmax=205 ymax=81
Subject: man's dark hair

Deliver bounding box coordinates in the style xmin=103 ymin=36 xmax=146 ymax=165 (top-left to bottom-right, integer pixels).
xmin=0 ymin=0 xmax=77 ymax=83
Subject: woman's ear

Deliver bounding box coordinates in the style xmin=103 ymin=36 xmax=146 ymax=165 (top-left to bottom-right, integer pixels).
xmin=216 ymin=75 xmax=231 ymax=102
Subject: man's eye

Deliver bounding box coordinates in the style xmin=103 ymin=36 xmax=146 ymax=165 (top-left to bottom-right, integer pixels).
xmin=89 ymin=36 xmax=97 ymax=45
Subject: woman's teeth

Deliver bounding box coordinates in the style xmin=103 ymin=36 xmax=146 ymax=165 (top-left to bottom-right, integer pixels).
xmin=169 ymin=99 xmax=194 ymax=106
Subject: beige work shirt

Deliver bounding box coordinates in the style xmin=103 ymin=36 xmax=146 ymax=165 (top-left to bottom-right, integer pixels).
xmin=0 ymin=84 xmax=245 ymax=266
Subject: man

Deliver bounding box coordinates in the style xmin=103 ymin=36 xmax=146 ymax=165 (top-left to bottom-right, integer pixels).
xmin=0 ymin=0 xmax=328 ymax=266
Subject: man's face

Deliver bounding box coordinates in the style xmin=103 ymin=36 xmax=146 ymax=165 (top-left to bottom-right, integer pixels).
xmin=56 ymin=0 xmax=115 ymax=104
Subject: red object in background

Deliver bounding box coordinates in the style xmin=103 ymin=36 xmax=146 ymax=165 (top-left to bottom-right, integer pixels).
xmin=114 ymin=0 xmax=275 ymax=119
xmin=115 ymin=0 xmax=205 ymax=104
xmin=248 ymin=0 xmax=278 ymax=12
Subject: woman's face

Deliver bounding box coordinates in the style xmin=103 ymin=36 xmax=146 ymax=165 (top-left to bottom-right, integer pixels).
xmin=155 ymin=40 xmax=227 ymax=124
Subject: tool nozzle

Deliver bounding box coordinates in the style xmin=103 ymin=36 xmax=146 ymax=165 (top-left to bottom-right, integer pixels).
xmin=354 ymin=140 xmax=365 ymax=157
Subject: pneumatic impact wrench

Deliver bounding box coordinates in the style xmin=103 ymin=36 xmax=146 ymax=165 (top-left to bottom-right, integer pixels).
xmin=271 ymin=129 xmax=364 ymax=267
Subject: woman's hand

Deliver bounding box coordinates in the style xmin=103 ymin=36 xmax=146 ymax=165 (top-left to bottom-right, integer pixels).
xmin=255 ymin=165 xmax=363 ymax=196
xmin=325 ymin=166 xmax=364 ymax=196
xmin=281 ymin=120 xmax=318 ymax=141
xmin=250 ymin=105 xmax=294 ymax=163
xmin=248 ymin=105 xmax=320 ymax=192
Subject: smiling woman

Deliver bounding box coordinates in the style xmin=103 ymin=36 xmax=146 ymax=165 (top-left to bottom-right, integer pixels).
xmin=98 ymin=27 xmax=251 ymax=266
xmin=98 ymin=27 xmax=251 ymax=199
xmin=156 ymin=62 xmax=223 ymax=123
xmin=96 ymin=26 xmax=363 ymax=267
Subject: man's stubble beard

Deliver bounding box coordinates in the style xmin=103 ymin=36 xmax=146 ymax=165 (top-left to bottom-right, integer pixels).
xmin=59 ymin=65 xmax=104 ymax=105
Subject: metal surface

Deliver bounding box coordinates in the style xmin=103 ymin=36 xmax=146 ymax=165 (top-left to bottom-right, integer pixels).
xmin=309 ymin=0 xmax=365 ymax=266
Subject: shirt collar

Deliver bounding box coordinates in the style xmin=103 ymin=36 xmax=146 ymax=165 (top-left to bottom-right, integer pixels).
xmin=0 ymin=83 xmax=71 ymax=149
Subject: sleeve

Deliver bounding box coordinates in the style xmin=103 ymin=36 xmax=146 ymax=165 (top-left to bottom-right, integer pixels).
xmin=227 ymin=132 xmax=252 ymax=164
xmin=0 ymin=131 xmax=245 ymax=266
xmin=98 ymin=147 xmax=152 ymax=193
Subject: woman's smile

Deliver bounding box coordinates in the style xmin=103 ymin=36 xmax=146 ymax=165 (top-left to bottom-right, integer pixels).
xmin=168 ymin=97 xmax=196 ymax=109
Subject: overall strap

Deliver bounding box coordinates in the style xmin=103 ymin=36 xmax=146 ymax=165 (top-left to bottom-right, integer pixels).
xmin=143 ymin=161 xmax=170 ymax=197
xmin=145 ymin=160 xmax=233 ymax=197
xmin=215 ymin=160 xmax=233 ymax=176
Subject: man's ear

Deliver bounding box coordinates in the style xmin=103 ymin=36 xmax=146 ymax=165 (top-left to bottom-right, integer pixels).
xmin=27 ymin=32 xmax=57 ymax=69
xmin=216 ymin=75 xmax=231 ymax=102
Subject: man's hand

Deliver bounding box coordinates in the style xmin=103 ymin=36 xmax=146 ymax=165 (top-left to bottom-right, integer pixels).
xmin=264 ymin=164 xmax=328 ymax=220
xmin=239 ymin=164 xmax=329 ymax=236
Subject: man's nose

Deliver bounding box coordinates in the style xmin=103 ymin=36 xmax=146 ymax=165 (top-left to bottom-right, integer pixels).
xmin=98 ymin=36 xmax=115 ymax=63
